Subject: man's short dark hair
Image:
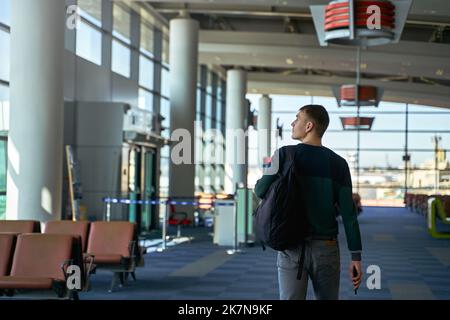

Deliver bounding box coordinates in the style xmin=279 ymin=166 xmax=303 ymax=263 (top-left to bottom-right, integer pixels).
xmin=299 ymin=104 xmax=330 ymax=138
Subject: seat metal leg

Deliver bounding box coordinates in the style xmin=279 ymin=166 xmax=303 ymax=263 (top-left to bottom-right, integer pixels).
xmin=109 ymin=272 xmax=121 ymax=293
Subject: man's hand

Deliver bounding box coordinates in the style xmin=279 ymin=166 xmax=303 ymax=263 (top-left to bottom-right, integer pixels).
xmin=349 ymin=260 xmax=362 ymax=290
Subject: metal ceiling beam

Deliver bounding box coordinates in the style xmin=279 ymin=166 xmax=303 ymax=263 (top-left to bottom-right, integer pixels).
xmin=246 ymin=72 xmax=450 ymax=109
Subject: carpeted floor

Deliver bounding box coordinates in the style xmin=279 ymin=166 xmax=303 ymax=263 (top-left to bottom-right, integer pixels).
xmin=81 ymin=206 xmax=450 ymax=300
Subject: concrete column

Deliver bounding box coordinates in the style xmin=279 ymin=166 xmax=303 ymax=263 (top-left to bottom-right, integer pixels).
xmin=168 ymin=15 xmax=198 ymax=207
xmin=7 ymin=0 xmax=65 ymax=221
xmin=258 ymin=94 xmax=272 ymax=168
xmin=225 ymin=69 xmax=248 ymax=194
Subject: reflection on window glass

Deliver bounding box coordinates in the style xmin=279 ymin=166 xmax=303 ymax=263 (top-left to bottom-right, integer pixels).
xmin=76 ymin=21 xmax=102 ymax=65
xmin=0 ymin=0 xmax=10 ymax=26
xmin=216 ymin=99 xmax=222 ymax=122
xmin=113 ymin=3 xmax=130 ymax=43
xmin=161 ymin=68 xmax=170 ymax=98
xmin=0 ymin=85 xmax=9 ymax=132
xmin=78 ymin=0 xmax=102 ymax=27
xmin=140 ymin=23 xmax=154 ymax=56
xmin=160 ymin=98 xmax=170 ymax=138
xmin=162 ymin=35 xmax=169 ymax=65
xmin=139 ymin=55 xmax=154 ymax=90
xmin=0 ymin=138 xmax=6 ymax=220
xmin=0 ymin=83 xmax=6 ymax=219
xmin=160 ymin=157 xmax=169 ymax=188
xmin=205 ymin=94 xmax=212 ymax=118
xmin=112 ymin=39 xmax=130 ymax=77
xmin=138 ymin=89 xmax=153 ymax=112
xmin=0 ymin=30 xmax=10 ymax=81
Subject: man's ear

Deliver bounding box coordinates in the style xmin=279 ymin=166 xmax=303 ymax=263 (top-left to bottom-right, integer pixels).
xmin=306 ymin=121 xmax=314 ymax=133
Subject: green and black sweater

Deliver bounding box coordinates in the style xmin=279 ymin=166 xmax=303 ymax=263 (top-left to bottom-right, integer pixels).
xmin=255 ymin=143 xmax=362 ymax=261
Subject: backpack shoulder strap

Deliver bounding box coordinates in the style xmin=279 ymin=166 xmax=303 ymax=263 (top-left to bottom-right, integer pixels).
xmin=279 ymin=145 xmax=299 ymax=175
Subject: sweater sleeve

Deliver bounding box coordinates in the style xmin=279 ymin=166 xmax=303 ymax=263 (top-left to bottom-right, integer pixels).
xmin=254 ymin=148 xmax=283 ymax=199
xmin=337 ymin=159 xmax=363 ymax=260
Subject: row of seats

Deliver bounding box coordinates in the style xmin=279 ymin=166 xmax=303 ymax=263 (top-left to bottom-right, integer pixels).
xmin=0 ymin=220 xmax=144 ymax=298
xmin=0 ymin=233 xmax=88 ymax=299
xmin=428 ymin=197 xmax=450 ymax=239
xmin=405 ymin=193 xmax=450 ymax=217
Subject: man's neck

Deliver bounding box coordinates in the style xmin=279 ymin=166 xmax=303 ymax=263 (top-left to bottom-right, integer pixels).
xmin=301 ymin=136 xmax=322 ymax=147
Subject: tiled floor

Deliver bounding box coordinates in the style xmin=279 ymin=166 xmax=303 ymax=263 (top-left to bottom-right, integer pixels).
xmin=81 ymin=207 xmax=450 ymax=300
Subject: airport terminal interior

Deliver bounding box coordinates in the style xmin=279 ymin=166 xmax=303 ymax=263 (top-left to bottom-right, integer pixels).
xmin=0 ymin=0 xmax=450 ymax=300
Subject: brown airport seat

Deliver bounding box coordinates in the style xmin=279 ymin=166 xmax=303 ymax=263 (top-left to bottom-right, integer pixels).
xmin=0 ymin=234 xmax=83 ymax=299
xmin=0 ymin=233 xmax=17 ymax=277
xmin=86 ymin=221 xmax=141 ymax=292
xmin=0 ymin=220 xmax=40 ymax=233
xmin=44 ymin=221 xmax=90 ymax=252
xmin=443 ymin=197 xmax=450 ymax=218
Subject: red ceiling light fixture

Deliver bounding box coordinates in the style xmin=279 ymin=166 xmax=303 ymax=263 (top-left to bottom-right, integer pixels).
xmin=333 ymin=84 xmax=384 ymax=107
xmin=340 ymin=116 xmax=375 ymax=130
xmin=310 ymin=0 xmax=412 ymax=47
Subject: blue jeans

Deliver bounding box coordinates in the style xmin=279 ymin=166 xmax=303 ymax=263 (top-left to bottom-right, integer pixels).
xmin=277 ymin=239 xmax=340 ymax=300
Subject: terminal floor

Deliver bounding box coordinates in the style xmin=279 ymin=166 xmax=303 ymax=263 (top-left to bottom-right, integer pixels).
xmin=82 ymin=207 xmax=450 ymax=300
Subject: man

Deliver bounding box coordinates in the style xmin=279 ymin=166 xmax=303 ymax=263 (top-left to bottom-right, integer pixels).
xmin=255 ymin=104 xmax=362 ymax=300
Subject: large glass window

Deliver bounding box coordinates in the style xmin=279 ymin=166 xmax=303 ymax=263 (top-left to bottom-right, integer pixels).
xmin=76 ymin=20 xmax=102 ymax=65
xmin=0 ymin=136 xmax=6 ymax=220
xmin=0 ymin=29 xmax=9 ymax=81
xmin=139 ymin=55 xmax=154 ymax=90
xmin=112 ymin=39 xmax=131 ymax=77
xmin=138 ymin=88 xmax=153 ymax=112
xmin=162 ymin=34 xmax=169 ymax=66
xmin=0 ymin=0 xmax=10 ymax=26
xmin=160 ymin=98 xmax=170 ymax=138
xmin=111 ymin=4 xmax=131 ymax=78
xmin=140 ymin=22 xmax=154 ymax=57
xmin=76 ymin=0 xmax=102 ymax=65
xmin=0 ymin=85 xmax=7 ymax=220
xmin=78 ymin=0 xmax=102 ymax=27
xmin=112 ymin=3 xmax=130 ymax=42
xmin=247 ymin=94 xmax=450 ymax=205
xmin=161 ymin=67 xmax=170 ymax=98
xmin=0 ymin=85 xmax=9 ymax=131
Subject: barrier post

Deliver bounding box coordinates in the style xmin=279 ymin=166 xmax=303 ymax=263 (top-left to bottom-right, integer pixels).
xmin=106 ymin=201 xmax=111 ymax=222
xmin=157 ymin=200 xmax=170 ymax=252
xmin=227 ymin=186 xmax=245 ymax=255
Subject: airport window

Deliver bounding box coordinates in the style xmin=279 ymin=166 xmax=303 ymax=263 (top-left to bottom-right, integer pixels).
xmin=0 ymin=84 xmax=8 ymax=131
xmin=111 ymin=4 xmax=131 ymax=78
xmin=162 ymin=34 xmax=169 ymax=66
xmin=161 ymin=67 xmax=170 ymax=98
xmin=76 ymin=20 xmax=102 ymax=66
xmin=0 ymin=135 xmax=5 ymax=220
xmin=0 ymin=0 xmax=10 ymax=26
xmin=194 ymin=66 xmax=226 ymax=194
xmin=160 ymin=98 xmax=170 ymax=139
xmin=0 ymin=84 xmax=6 ymax=220
xmin=112 ymin=39 xmax=131 ymax=78
xmin=159 ymin=147 xmax=170 ymax=221
xmin=196 ymin=88 xmax=202 ymax=122
xmin=0 ymin=29 xmax=9 ymax=82
xmin=138 ymin=88 xmax=153 ymax=112
xmin=139 ymin=55 xmax=154 ymax=90
xmin=112 ymin=3 xmax=131 ymax=43
xmin=78 ymin=0 xmax=102 ymax=27
xmin=159 ymin=155 xmax=169 ymax=195
xmin=140 ymin=22 xmax=154 ymax=57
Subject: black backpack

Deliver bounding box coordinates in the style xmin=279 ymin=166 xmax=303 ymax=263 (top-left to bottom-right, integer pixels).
xmin=253 ymin=145 xmax=310 ymax=252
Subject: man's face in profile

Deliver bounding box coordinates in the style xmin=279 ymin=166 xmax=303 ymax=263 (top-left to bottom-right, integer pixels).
xmin=291 ymin=110 xmax=308 ymax=141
